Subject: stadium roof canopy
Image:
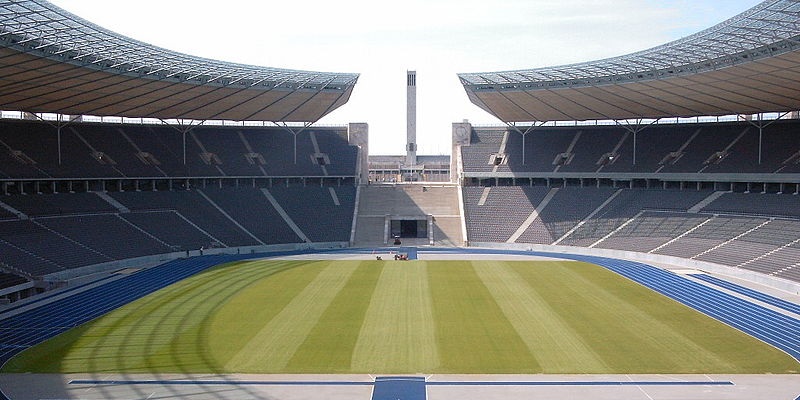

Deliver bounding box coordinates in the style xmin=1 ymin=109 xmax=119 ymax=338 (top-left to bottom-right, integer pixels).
xmin=459 ymin=0 xmax=800 ymax=123
xmin=0 ymin=0 xmax=359 ymax=122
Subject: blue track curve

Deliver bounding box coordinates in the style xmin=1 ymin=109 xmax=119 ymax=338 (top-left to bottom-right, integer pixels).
xmin=0 ymin=247 xmax=798 ymax=372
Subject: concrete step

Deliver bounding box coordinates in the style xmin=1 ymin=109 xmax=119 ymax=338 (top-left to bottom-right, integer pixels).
xmin=354 ymin=216 xmax=385 ymax=246
xmin=433 ymin=216 xmax=463 ymax=246
xmin=354 ymin=185 xmax=463 ymax=247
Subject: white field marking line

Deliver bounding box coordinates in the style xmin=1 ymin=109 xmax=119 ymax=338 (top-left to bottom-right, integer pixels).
xmin=84 ymin=374 xmax=113 ymax=392
xmin=654 ymin=374 xmax=690 ymax=382
xmin=635 ymin=383 xmax=656 ymax=400
xmin=627 ymin=374 xmax=655 ymax=400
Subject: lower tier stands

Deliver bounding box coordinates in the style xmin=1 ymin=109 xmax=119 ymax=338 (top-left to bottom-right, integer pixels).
xmin=464 ymin=186 xmax=800 ymax=283
xmin=110 ymin=190 xmax=260 ymax=247
xmin=0 ymin=186 xmax=356 ymax=279
xmin=0 ymin=272 xmax=28 ymax=290
xmin=519 ymin=187 xmax=619 ymax=244
xmin=703 ymin=192 xmax=800 ymax=217
xmin=268 ymin=186 xmax=356 ymax=243
xmin=462 ymin=186 xmax=551 ymax=243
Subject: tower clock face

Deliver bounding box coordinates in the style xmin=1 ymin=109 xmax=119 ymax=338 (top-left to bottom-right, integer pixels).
xmin=456 ymin=126 xmax=468 ymax=140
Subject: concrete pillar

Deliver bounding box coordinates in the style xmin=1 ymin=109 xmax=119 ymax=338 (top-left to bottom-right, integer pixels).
xmin=348 ymin=123 xmax=369 ymax=184
xmin=451 ymin=121 xmax=471 ymax=184
xmin=384 ymin=215 xmax=391 ymax=245
xmin=428 ymin=215 xmax=434 ymax=245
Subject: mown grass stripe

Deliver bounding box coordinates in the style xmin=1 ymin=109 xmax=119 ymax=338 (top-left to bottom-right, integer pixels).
xmin=225 ymin=261 xmax=359 ymax=372
xmin=285 ymin=261 xmax=382 ymax=372
xmin=428 ymin=261 xmax=540 ymax=373
xmin=5 ymin=260 xmax=298 ymax=373
xmin=514 ymin=261 xmax=781 ymax=373
xmin=473 ymin=260 xmax=608 ymax=373
xmin=351 ymin=261 xmax=438 ymax=373
xmin=7 ymin=259 xmax=798 ymax=375
xmin=147 ymin=261 xmax=302 ymax=373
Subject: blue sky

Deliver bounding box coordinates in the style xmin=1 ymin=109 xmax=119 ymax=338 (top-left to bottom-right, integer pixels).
xmin=50 ymin=0 xmax=761 ymax=155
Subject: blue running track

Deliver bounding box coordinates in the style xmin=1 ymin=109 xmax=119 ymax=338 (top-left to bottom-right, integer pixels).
xmin=0 ymin=255 xmax=244 ymax=367
xmin=692 ymin=273 xmax=800 ymax=315
xmin=1 ymin=247 xmax=798 ymax=374
xmin=371 ymin=377 xmax=427 ymax=400
xmin=0 ymin=247 xmax=366 ymax=368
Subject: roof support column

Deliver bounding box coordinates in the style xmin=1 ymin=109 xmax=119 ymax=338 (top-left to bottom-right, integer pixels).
xmin=161 ymin=119 xmax=206 ymax=166
xmin=506 ymin=121 xmax=548 ymax=165
xmin=26 ymin=113 xmax=79 ymax=166
xmin=272 ymin=121 xmax=314 ymax=164
xmin=615 ymin=118 xmax=660 ymax=166
xmin=57 ymin=124 xmax=62 ymax=165
xmin=739 ymin=112 xmax=790 ymax=165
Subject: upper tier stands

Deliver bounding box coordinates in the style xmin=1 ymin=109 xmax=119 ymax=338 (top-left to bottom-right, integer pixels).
xmin=462 ymin=120 xmax=800 ymax=175
xmin=0 ymin=120 xmax=357 ymax=180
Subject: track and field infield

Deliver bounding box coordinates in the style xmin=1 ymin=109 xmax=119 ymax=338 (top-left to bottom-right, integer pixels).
xmin=3 ymin=259 xmax=797 ymax=375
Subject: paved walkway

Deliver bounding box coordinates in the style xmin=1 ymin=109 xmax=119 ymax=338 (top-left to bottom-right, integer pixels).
xmin=1 ymin=373 xmax=798 ymax=400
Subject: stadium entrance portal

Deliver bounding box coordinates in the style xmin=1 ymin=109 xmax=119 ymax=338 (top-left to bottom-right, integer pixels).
xmin=386 ymin=215 xmax=433 ymax=245
xmin=391 ymin=219 xmax=427 ymax=239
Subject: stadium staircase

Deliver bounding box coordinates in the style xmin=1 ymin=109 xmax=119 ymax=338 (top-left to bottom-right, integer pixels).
xmin=352 ymin=184 xmax=463 ymax=247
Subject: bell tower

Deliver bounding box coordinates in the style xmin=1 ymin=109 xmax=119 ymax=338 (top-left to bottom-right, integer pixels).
xmin=406 ymin=70 xmax=417 ymax=165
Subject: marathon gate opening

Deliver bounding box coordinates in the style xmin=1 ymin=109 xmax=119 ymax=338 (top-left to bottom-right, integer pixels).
xmin=391 ymin=219 xmax=427 ymax=239
xmin=382 ymin=210 xmax=436 ymax=246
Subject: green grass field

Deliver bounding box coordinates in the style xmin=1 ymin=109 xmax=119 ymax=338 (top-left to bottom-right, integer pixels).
xmin=3 ymin=259 xmax=798 ymax=374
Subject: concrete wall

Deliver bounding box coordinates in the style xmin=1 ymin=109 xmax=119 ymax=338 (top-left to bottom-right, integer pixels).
xmin=348 ymin=123 xmax=369 ymax=184
xmin=451 ymin=122 xmax=471 ymax=184
xmin=43 ymin=242 xmax=348 ymax=283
